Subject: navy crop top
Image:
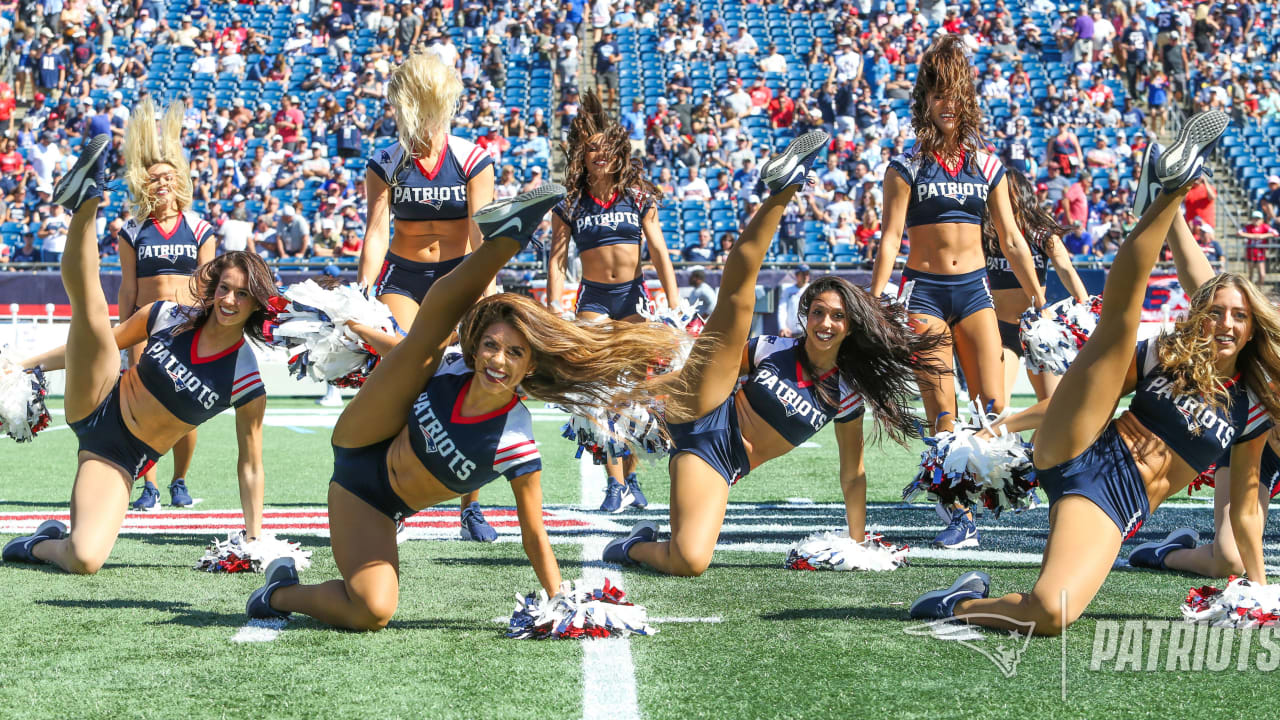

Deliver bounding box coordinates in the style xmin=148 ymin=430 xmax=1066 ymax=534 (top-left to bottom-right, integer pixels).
xmin=889 ymin=149 xmax=1007 ymax=229
xmin=986 ymin=241 xmax=1048 ymax=291
xmin=1129 ymin=338 xmax=1272 ymax=473
xmin=135 ymin=302 xmax=266 ymax=425
xmin=738 ymin=336 xmax=864 ymax=446
xmin=118 ymin=212 xmax=213 ymax=279
xmin=406 ymin=353 xmax=542 ymax=492
xmin=367 ymin=136 xmax=494 ymax=221
xmin=552 ymin=190 xmax=652 ymax=253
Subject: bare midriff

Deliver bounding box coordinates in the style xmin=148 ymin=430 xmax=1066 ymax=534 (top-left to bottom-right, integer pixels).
xmin=134 ymin=274 xmax=197 ymax=313
xmin=905 ymin=222 xmax=986 ymax=276
xmin=1114 ymin=410 xmax=1200 ymax=513
xmin=385 ymin=425 xmax=460 ymax=510
xmin=734 ymin=388 xmax=803 ymax=469
xmin=388 ymin=217 xmax=473 ymax=264
xmin=580 ymin=243 xmax=643 ymax=285
xmin=991 ymin=288 xmax=1035 ymax=324
xmin=117 ymin=369 xmax=199 ymax=452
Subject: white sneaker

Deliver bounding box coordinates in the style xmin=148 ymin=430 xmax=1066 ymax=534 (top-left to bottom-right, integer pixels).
xmin=316 ymin=385 xmax=344 ymax=407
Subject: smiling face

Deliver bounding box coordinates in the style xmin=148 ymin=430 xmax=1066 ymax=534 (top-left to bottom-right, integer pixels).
xmin=584 ymin=132 xmax=614 ymax=182
xmin=1203 ymin=285 xmax=1254 ymax=371
xmin=926 ymin=91 xmax=958 ymax=137
xmin=211 ymin=266 xmax=259 ymax=329
xmin=472 ymin=321 xmax=534 ymax=397
xmin=147 ymin=162 xmax=179 ymax=212
xmin=804 ymin=291 xmax=850 ymax=357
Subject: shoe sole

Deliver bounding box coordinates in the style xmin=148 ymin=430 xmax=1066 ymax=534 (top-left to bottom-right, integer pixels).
xmin=760 ymin=130 xmax=829 ymax=188
xmin=474 ymin=182 xmax=567 ymax=239
xmin=52 ymin=134 xmax=109 ymax=209
xmin=1155 ymin=111 xmax=1228 ymax=189
xmin=932 ymin=537 xmax=980 ymax=550
xmin=909 ymin=571 xmax=991 ymax=619
xmin=1132 ymin=143 xmax=1160 ymax=217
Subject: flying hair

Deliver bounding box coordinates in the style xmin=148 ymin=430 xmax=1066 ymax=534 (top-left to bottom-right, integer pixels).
xmin=122 ymin=98 xmax=193 ymax=221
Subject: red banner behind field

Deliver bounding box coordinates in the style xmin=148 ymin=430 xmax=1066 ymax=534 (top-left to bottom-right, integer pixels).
xmin=1141 ymin=274 xmax=1189 ymax=323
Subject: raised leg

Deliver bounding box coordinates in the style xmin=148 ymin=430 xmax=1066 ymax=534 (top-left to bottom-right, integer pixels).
xmin=61 ymin=197 xmax=122 ymax=423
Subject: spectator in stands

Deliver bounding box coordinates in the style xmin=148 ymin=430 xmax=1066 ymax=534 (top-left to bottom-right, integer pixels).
xmin=274 ymin=95 xmax=305 ymax=153
xmin=593 ymin=29 xmax=620 ymax=110
xmin=1062 ymin=221 xmax=1093 ymax=257
xmin=1084 ymin=135 xmax=1117 ymax=171
xmin=774 ymin=263 xmax=810 ymax=337
xmin=686 ymin=265 xmax=717 ymax=315
xmin=1242 ymin=210 xmax=1278 ymax=285
xmin=778 ymin=194 xmax=807 ymax=258
xmin=1183 ymin=175 xmax=1216 ymax=230
xmin=1061 ymin=170 xmax=1090 ymax=228
xmin=684 ymin=228 xmax=717 ymax=263
xmin=38 ymin=202 xmax=69 ymax=263
xmin=1262 ymin=175 xmax=1280 ymax=232
xmin=678 ymin=166 xmax=712 ymax=203
xmin=275 ymin=205 xmax=310 ymax=259
xmin=11 ymin=234 xmax=39 ymax=264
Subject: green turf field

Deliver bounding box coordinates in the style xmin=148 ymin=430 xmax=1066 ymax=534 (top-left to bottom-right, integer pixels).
xmin=1 ymin=396 xmax=1276 ymax=720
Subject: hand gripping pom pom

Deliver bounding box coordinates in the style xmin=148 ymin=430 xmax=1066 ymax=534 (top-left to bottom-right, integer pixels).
xmin=901 ymin=405 xmax=1038 ymax=516
xmin=0 ymin=348 xmax=52 ymax=442
xmin=193 ymin=531 xmax=313 ymax=574
xmin=1019 ymin=295 xmax=1102 ymax=376
xmin=784 ymin=531 xmax=909 ymax=571
xmin=507 ymin=578 xmax=657 ymax=639
xmin=262 ymin=280 xmax=396 ymax=387
xmin=1181 ymin=577 xmax=1280 ymax=628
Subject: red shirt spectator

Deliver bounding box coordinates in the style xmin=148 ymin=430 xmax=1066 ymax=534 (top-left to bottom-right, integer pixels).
xmin=273 ymin=96 xmax=305 ymax=147
xmin=1062 ymin=179 xmax=1088 ymax=226
xmin=1183 ymin=178 xmax=1217 ymax=229
xmin=0 ymin=81 xmax=14 ymax=123
xmin=748 ymin=80 xmax=773 ymax=114
xmin=0 ymin=146 xmax=24 ymax=175
xmin=767 ymin=95 xmax=795 ymax=128
xmin=476 ymin=130 xmax=509 ymax=164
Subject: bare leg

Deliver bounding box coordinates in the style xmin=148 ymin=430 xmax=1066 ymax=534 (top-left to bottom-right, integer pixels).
xmin=1001 ymin=347 xmax=1019 ymax=408
xmin=628 ymin=453 xmax=730 ymax=576
xmin=171 ymin=429 xmax=196 ymax=480
xmin=952 ymin=308 xmax=1006 ymax=416
xmin=32 ymin=458 xmax=132 ymax=574
xmin=270 ymin=482 xmax=400 ymax=630
xmin=908 ymin=314 xmax=955 ymax=433
xmin=61 ymin=197 xmax=120 ymax=423
xmin=1027 ymin=366 xmax=1060 ymax=402
xmin=1164 ymin=468 xmax=1270 ymax=577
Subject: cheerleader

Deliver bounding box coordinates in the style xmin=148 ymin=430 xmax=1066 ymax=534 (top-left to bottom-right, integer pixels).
xmin=357 ymin=51 xmax=498 ymax=541
xmin=547 ymin=90 xmax=679 ymax=513
xmin=116 ymin=99 xmax=216 ymax=511
xmin=909 ymin=111 xmax=1280 ymax=634
xmin=245 ymin=186 xmax=693 ymax=629
xmin=869 ymin=35 xmax=1046 ymax=550
xmin=984 ymin=168 xmax=1089 ymax=406
xmin=602 ymin=131 xmax=947 ymax=576
xmin=3 ymin=136 xmax=272 ymax=574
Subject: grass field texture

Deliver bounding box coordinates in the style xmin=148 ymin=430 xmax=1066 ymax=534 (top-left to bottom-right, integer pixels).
xmin=0 ymin=397 xmax=1274 ymax=720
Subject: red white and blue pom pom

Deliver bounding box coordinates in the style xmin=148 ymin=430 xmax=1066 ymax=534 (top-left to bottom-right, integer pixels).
xmin=901 ymin=407 xmax=1038 ymax=515
xmin=193 ymin=531 xmax=313 ymax=574
xmin=262 ymin=280 xmax=396 ymax=387
xmin=0 ymin=348 xmax=51 ymax=442
xmin=784 ymin=531 xmax=909 ymax=571
xmin=1020 ymin=295 xmax=1102 ymax=375
xmin=507 ymin=578 xmax=657 ymax=639
xmin=559 ymin=402 xmax=670 ymax=465
xmin=1182 ymin=577 xmax=1280 ymax=628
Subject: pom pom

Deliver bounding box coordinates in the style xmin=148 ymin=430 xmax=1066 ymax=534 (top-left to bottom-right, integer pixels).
xmin=0 ymin=348 xmax=51 ymax=442
xmin=1181 ymin=577 xmax=1280 ymax=628
xmin=1188 ymin=463 xmax=1218 ymax=494
xmin=193 ymin=532 xmax=313 ymax=573
xmin=784 ymin=531 xmax=909 ymax=571
xmin=901 ymin=406 xmax=1038 ymax=516
xmin=507 ymin=578 xmax=657 ymax=639
xmin=262 ymin=280 xmax=396 ymax=387
xmin=557 ymin=402 xmax=670 ymax=465
xmin=1020 ymin=295 xmax=1102 ymax=375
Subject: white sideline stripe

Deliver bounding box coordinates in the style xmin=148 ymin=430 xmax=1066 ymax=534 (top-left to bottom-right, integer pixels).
xmin=580 ymin=457 xmax=640 ymax=720
xmin=650 ymin=616 xmax=722 ymax=624
xmin=714 ymin=539 xmax=1045 ymax=563
xmin=230 ymin=618 xmax=286 ymax=643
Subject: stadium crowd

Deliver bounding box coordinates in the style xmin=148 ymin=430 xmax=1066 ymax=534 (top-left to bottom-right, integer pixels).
xmin=0 ymin=0 xmax=1275 ymax=271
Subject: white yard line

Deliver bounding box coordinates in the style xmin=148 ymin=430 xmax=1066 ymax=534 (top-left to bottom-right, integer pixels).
xmin=230 ymin=618 xmax=286 ymax=643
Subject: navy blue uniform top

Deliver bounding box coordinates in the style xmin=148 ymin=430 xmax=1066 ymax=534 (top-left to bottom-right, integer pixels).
xmin=406 ymin=353 xmax=542 ymax=489
xmin=366 ymin=136 xmax=494 ymax=221
xmin=737 ymin=336 xmax=864 ymax=447
xmin=136 ymin=302 xmax=266 ymax=425
xmin=552 ymin=190 xmax=652 ymax=253
xmin=119 ymin=211 xmax=214 ymax=279
xmin=1130 ymin=338 xmax=1272 ymax=473
xmin=888 ymin=149 xmax=1007 ymax=229
xmin=985 ymin=238 xmax=1048 ymax=290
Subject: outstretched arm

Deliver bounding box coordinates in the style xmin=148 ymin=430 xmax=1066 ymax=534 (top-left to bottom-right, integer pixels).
xmin=235 ymin=394 xmax=267 ymax=540
xmin=512 ymin=470 xmax=562 ymax=594
xmin=1165 ymin=213 xmax=1215 ymax=292
xmin=834 ymin=416 xmax=867 ymax=542
xmin=1228 ymin=434 xmax=1268 ymax=584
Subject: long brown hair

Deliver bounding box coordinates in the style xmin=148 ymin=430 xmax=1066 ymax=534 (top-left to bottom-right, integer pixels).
xmin=456 ymin=294 xmax=696 ymax=417
xmin=910 ymin=34 xmax=983 ymax=160
xmin=982 ymin=167 xmax=1067 ymax=256
xmin=563 ymin=89 xmax=662 ymax=213
xmin=174 ymin=251 xmax=279 ymax=345
xmin=795 ymin=277 xmax=951 ymax=443
xmin=1155 ymin=273 xmax=1280 ymax=420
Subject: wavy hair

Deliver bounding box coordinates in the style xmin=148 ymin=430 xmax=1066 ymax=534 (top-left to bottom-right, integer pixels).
xmin=563 ymin=89 xmax=662 ymax=216
xmin=1155 ymin=273 xmax=1280 ymax=421
xmin=795 ymin=277 xmax=951 ymax=443
xmin=910 ymin=34 xmax=983 ymax=160
xmin=173 ymin=251 xmax=279 ymax=345
xmin=121 ymin=98 xmax=193 ymax=221
xmin=456 ymin=294 xmax=697 ymax=418
xmin=387 ymin=50 xmax=462 ymax=160
xmin=982 ymin=167 xmax=1067 ymax=257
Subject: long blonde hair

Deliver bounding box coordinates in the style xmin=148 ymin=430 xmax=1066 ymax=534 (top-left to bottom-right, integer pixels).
xmin=122 ymin=98 xmax=193 ymax=220
xmin=457 ymin=294 xmax=697 ymax=418
xmin=386 ymin=50 xmax=462 ymax=159
xmin=1156 ymin=274 xmax=1280 ymax=420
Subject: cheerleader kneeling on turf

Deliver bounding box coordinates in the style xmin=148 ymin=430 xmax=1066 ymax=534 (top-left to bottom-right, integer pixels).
xmin=2 ymin=136 xmax=273 ymax=574
xmin=602 ymin=130 xmax=949 ymax=577
xmin=247 ymin=185 xmax=693 ymax=630
xmin=909 ymin=111 xmax=1280 ymax=635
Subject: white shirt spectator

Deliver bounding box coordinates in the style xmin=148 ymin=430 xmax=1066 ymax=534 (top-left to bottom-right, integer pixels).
xmin=30 ymin=142 xmax=64 ymax=185
xmin=760 ymin=50 xmax=787 ymax=74
xmin=220 ymin=219 xmax=252 ymax=252
xmin=192 ymin=52 xmax=218 ymax=75
xmin=679 ymin=174 xmax=712 ymax=202
xmin=730 ymin=27 xmax=758 ymax=55
xmin=835 ymin=48 xmax=862 ymax=83
xmin=775 ymin=277 xmax=809 ymax=336
xmin=982 ymin=75 xmax=1011 ymax=100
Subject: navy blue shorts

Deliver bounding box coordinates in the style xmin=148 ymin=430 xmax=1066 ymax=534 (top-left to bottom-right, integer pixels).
xmin=1264 ymin=444 xmax=1280 ymax=499
xmin=69 ymin=382 xmax=162 ymax=480
xmin=998 ymin=319 xmax=1023 ymax=357
xmin=899 ymin=267 xmax=994 ymax=325
xmin=331 ymin=439 xmax=418 ymax=522
xmin=373 ymin=252 xmax=468 ymax=304
xmin=575 ymin=277 xmax=650 ymax=319
xmin=667 ymin=394 xmax=752 ymax=487
xmin=1037 ymin=422 xmax=1151 ymax=539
